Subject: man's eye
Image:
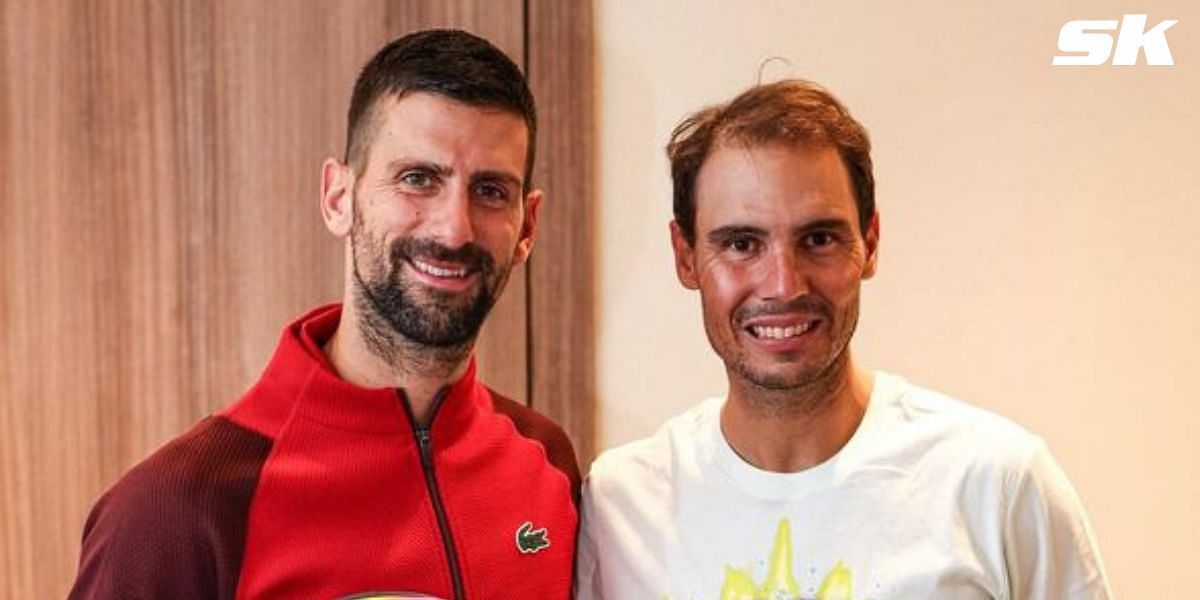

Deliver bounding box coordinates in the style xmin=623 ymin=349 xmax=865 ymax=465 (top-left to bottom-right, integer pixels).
xmin=473 ymin=182 xmax=509 ymax=201
xmin=727 ymin=237 xmax=758 ymax=253
xmin=398 ymin=171 xmax=435 ymax=188
xmin=805 ymin=231 xmax=836 ymax=248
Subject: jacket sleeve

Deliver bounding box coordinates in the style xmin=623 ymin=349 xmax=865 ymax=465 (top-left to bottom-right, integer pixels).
xmin=68 ymin=417 xmax=269 ymax=600
xmin=68 ymin=470 xmax=222 ymax=600
xmin=1002 ymin=440 xmax=1111 ymax=600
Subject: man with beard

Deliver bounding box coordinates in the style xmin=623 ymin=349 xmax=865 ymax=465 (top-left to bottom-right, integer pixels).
xmin=70 ymin=30 xmax=579 ymax=600
xmin=576 ymin=80 xmax=1110 ymax=599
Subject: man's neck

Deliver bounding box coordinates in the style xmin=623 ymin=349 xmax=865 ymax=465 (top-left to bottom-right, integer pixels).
xmin=322 ymin=301 xmax=471 ymax=426
xmin=720 ymin=357 xmax=874 ymax=473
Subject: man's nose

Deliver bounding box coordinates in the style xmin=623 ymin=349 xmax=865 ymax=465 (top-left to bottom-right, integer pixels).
xmin=426 ymin=186 xmax=476 ymax=249
xmin=760 ymin=247 xmax=808 ymax=301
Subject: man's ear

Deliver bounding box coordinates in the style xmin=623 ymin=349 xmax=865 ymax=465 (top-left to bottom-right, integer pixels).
xmin=512 ymin=188 xmax=542 ymax=265
xmin=862 ymin=211 xmax=881 ymax=279
xmin=669 ymin=220 xmax=699 ymax=290
xmin=320 ymin=158 xmax=355 ymax=238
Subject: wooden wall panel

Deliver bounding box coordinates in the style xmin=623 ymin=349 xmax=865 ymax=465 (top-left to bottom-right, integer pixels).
xmin=0 ymin=1 xmax=528 ymax=597
xmin=527 ymin=0 xmax=597 ymax=465
xmin=0 ymin=0 xmax=16 ymax=594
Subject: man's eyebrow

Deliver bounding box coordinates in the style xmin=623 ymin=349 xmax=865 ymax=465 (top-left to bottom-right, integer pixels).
xmin=794 ymin=218 xmax=856 ymax=237
xmin=706 ymin=225 xmax=767 ymax=244
xmin=471 ymin=170 xmax=524 ymax=189
xmin=385 ymin=159 xmax=453 ymax=179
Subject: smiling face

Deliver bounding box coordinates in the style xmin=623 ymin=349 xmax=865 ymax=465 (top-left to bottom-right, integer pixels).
xmin=670 ymin=142 xmax=878 ymax=393
xmin=327 ymin=92 xmax=539 ymax=349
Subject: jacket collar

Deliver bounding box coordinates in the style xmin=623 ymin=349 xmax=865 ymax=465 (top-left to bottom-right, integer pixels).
xmin=225 ymin=303 xmax=484 ymax=438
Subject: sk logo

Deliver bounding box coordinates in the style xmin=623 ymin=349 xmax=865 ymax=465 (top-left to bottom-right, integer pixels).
xmin=515 ymin=521 xmax=550 ymax=554
xmin=1053 ymin=14 xmax=1178 ymax=65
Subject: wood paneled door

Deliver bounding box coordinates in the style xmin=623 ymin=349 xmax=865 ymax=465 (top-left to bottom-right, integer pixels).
xmin=0 ymin=1 xmax=594 ymax=596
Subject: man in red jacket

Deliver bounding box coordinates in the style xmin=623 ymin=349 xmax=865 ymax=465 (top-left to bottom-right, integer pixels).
xmin=70 ymin=29 xmax=579 ymax=600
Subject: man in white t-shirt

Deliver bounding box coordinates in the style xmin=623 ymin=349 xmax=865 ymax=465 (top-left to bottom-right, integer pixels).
xmin=576 ymin=80 xmax=1110 ymax=600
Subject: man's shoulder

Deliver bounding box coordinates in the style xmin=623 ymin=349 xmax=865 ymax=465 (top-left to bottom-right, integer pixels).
xmin=587 ymin=397 xmax=722 ymax=493
xmin=871 ymin=371 xmax=1045 ymax=468
xmin=485 ymin=387 xmax=581 ymax=495
xmin=486 ymin=387 xmax=574 ymax=451
xmin=71 ymin=417 xmax=272 ymax=599
xmin=88 ymin=416 xmax=272 ymax=530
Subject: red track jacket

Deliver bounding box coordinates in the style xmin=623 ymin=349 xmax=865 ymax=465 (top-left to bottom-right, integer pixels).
xmin=69 ymin=304 xmax=580 ymax=599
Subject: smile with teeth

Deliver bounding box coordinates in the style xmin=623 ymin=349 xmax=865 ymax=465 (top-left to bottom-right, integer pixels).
xmin=410 ymin=258 xmax=470 ymax=279
xmin=748 ymin=321 xmax=817 ymax=340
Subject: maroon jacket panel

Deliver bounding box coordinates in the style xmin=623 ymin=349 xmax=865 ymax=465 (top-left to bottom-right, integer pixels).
xmin=69 ymin=417 xmax=271 ymax=600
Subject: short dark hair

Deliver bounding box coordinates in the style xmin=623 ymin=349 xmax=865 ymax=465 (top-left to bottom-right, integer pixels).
xmin=667 ymin=79 xmax=874 ymax=245
xmin=345 ymin=29 xmax=537 ymax=190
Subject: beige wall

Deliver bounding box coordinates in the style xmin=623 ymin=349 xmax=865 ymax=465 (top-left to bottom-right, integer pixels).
xmin=596 ymin=0 xmax=1199 ymax=597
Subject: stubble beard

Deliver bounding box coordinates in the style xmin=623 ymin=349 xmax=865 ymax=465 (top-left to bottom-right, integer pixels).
xmin=349 ymin=209 xmax=512 ymax=377
xmin=714 ymin=294 xmax=861 ymax=417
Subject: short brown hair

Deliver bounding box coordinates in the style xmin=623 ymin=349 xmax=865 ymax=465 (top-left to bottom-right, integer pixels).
xmin=667 ymin=79 xmax=874 ymax=244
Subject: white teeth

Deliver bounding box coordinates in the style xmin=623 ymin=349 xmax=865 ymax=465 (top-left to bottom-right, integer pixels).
xmin=750 ymin=322 xmax=814 ymax=339
xmin=412 ymin=260 xmax=468 ymax=278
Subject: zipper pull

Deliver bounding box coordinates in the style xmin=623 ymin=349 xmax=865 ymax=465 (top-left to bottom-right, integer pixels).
xmin=416 ymin=427 xmax=433 ymax=467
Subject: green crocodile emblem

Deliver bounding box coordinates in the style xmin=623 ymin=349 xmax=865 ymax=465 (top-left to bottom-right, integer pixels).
xmin=515 ymin=521 xmax=550 ymax=554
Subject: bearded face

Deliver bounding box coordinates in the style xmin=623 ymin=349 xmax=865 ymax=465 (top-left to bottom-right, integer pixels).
xmin=672 ymin=143 xmax=878 ymax=402
xmin=350 ymin=207 xmax=512 ymax=349
xmin=335 ymin=93 xmax=538 ymax=358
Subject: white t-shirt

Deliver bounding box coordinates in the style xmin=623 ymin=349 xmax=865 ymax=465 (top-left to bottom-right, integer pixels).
xmin=576 ymin=373 xmax=1110 ymax=600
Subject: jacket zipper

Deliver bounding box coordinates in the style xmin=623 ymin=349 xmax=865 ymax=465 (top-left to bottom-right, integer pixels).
xmin=400 ymin=390 xmax=466 ymax=600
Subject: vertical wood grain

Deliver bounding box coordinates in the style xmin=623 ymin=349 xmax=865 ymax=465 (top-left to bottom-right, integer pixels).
xmin=526 ymin=0 xmax=597 ymax=466
xmin=0 ymin=1 xmax=14 ymax=592
xmin=0 ymin=1 xmax=525 ymax=596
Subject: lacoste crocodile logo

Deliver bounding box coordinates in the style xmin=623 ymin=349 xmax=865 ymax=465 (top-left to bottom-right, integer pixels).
xmin=515 ymin=521 xmax=550 ymax=554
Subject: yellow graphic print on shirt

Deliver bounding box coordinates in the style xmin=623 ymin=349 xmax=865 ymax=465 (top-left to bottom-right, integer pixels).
xmin=711 ymin=518 xmax=858 ymax=600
